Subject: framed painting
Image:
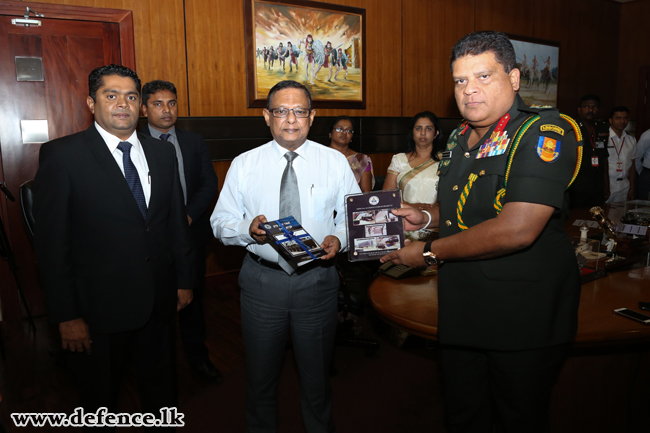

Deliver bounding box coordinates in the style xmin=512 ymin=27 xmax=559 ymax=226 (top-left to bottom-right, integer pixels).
xmin=507 ymin=34 xmax=560 ymax=108
xmin=244 ymin=0 xmax=366 ymax=109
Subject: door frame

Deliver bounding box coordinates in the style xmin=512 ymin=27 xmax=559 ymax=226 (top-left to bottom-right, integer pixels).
xmin=0 ymin=0 xmax=136 ymax=322
xmin=0 ymin=1 xmax=135 ymax=69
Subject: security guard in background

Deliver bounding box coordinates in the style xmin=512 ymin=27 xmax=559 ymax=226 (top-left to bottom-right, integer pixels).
xmin=569 ymin=94 xmax=610 ymax=208
xmin=381 ymin=31 xmax=581 ymax=433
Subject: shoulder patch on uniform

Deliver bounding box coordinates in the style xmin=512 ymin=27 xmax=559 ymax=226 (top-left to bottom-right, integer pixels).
xmin=530 ymin=104 xmax=553 ymax=109
xmin=537 ymin=136 xmax=561 ymax=163
xmin=540 ymin=124 xmax=564 ymax=136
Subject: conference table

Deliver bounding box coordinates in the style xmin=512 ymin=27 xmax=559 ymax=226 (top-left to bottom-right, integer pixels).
xmin=368 ymin=209 xmax=650 ymax=431
xmin=370 ymin=204 xmax=650 ymax=345
xmin=369 ymin=266 xmax=650 ymax=346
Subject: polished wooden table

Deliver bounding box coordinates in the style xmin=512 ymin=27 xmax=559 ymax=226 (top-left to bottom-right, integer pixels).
xmin=369 ymin=266 xmax=650 ymax=346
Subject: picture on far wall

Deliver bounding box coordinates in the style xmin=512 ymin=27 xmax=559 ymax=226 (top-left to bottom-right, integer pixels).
xmin=508 ymin=34 xmax=560 ymax=108
xmin=244 ymin=0 xmax=366 ymax=109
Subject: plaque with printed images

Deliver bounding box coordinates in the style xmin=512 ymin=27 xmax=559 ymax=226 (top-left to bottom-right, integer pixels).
xmin=345 ymin=189 xmax=405 ymax=262
xmin=259 ymin=216 xmax=327 ymax=267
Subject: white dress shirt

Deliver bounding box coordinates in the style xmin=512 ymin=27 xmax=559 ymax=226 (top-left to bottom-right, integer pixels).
xmin=636 ymin=128 xmax=650 ymax=173
xmin=606 ymin=128 xmax=637 ymax=203
xmin=211 ymin=139 xmax=361 ymax=263
xmin=95 ymin=122 xmax=151 ymax=205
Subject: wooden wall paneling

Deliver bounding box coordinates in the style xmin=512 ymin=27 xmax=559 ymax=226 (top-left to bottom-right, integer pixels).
xmin=532 ymin=0 xmax=620 ymax=116
xmin=185 ymin=0 xmax=251 ymax=117
xmin=617 ymin=0 xmax=650 ymax=122
xmin=26 ymin=0 xmax=188 ymax=115
xmin=401 ymin=0 xmax=475 ymax=118
xmin=474 ymin=0 xmax=534 ymax=36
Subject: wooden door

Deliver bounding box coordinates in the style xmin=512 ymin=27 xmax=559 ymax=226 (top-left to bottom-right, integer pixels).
xmin=0 ymin=2 xmax=135 ymax=322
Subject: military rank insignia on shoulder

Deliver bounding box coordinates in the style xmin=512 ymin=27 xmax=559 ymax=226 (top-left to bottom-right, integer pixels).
xmin=537 ymin=136 xmax=561 ymax=163
xmin=540 ymin=124 xmax=564 ymax=136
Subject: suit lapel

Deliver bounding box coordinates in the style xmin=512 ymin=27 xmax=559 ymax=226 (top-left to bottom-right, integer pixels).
xmin=140 ymin=133 xmax=161 ymax=221
xmin=84 ymin=126 xmax=145 ymax=220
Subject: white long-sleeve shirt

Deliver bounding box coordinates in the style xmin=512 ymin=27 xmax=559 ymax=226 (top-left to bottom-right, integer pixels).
xmin=636 ymin=128 xmax=650 ymax=174
xmin=95 ymin=122 xmax=151 ymax=205
xmin=211 ymin=139 xmax=361 ymax=263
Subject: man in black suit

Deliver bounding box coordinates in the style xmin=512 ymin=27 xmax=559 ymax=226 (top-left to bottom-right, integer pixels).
xmin=140 ymin=80 xmax=221 ymax=383
xmin=33 ymin=65 xmax=194 ymax=426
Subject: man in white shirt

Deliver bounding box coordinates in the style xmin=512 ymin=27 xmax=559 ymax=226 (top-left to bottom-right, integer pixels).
xmin=211 ymin=80 xmax=360 ymax=433
xmin=636 ymin=127 xmax=650 ymax=200
xmin=606 ymin=106 xmax=637 ymax=203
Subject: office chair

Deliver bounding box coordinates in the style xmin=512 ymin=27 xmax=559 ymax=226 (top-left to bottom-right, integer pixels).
xmin=19 ymin=180 xmax=35 ymax=244
xmin=0 ymin=181 xmax=35 ymax=333
xmin=334 ymin=266 xmax=379 ymax=357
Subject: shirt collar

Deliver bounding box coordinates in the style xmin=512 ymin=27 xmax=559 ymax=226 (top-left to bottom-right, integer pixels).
xmin=148 ymin=124 xmax=176 ymax=140
xmin=609 ymin=127 xmax=628 ymax=139
xmin=94 ymin=122 xmax=140 ymax=154
xmin=272 ymin=139 xmax=311 ymax=162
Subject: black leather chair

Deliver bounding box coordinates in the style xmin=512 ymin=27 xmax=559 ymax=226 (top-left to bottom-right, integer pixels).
xmin=334 ymin=267 xmax=380 ymax=358
xmin=19 ymin=180 xmax=35 ymax=244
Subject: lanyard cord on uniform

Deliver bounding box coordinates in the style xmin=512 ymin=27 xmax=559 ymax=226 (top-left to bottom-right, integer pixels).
xmin=456 ymin=113 xmax=583 ymax=231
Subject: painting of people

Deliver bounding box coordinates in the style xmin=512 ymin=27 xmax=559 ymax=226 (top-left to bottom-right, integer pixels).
xmin=245 ymin=0 xmax=365 ymax=108
xmin=509 ymin=36 xmax=560 ymax=107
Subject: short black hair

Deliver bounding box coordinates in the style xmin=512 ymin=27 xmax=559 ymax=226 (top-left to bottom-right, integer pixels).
xmin=579 ymin=94 xmax=601 ymax=106
xmin=406 ymin=111 xmax=445 ymax=162
xmin=329 ymin=115 xmax=356 ymax=134
xmin=88 ymin=64 xmax=141 ymax=102
xmin=266 ymin=80 xmax=312 ymax=110
xmin=142 ymin=80 xmax=177 ymax=105
xmin=610 ymin=105 xmax=630 ymax=118
xmin=450 ymin=31 xmax=516 ymax=73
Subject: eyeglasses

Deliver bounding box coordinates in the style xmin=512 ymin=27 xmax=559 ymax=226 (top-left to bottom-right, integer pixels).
xmin=334 ymin=127 xmax=354 ymax=134
xmin=269 ymin=108 xmax=311 ymax=118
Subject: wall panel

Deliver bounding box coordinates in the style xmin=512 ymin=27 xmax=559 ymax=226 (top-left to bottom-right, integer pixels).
xmin=533 ymin=0 xmax=620 ymax=116
xmin=474 ymin=0 xmax=534 ymax=36
xmin=617 ymin=0 xmax=650 ymax=121
xmin=402 ymin=0 xmax=475 ymax=117
xmin=30 ymin=0 xmax=190 ymax=115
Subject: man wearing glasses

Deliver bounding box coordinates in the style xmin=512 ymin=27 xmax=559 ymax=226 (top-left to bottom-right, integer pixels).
xmin=211 ymin=80 xmax=360 ymax=433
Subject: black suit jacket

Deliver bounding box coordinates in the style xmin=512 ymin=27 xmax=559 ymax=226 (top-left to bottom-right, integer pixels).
xmin=141 ymin=127 xmax=219 ymax=244
xmin=33 ymin=125 xmax=195 ymax=334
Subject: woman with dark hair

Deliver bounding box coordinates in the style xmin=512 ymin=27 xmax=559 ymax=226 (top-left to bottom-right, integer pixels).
xmin=383 ymin=111 xmax=444 ymax=240
xmin=329 ymin=115 xmax=375 ymax=192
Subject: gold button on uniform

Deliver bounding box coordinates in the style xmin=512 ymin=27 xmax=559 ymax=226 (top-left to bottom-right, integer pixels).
xmin=464 ymin=152 xmax=470 ymax=158
xmin=453 ymin=185 xmax=458 ymax=191
xmin=479 ymin=170 xmax=486 ymax=176
xmin=445 ymin=220 xmax=452 ymax=226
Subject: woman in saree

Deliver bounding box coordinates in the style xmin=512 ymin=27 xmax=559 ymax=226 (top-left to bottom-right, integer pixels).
xmin=383 ymin=111 xmax=445 ymax=240
xmin=328 ymin=115 xmax=375 ymax=192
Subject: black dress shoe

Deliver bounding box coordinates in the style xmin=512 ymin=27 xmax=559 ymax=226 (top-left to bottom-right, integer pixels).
xmin=192 ymin=361 xmax=224 ymax=385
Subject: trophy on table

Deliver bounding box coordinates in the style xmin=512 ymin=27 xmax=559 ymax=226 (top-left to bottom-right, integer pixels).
xmin=589 ymin=206 xmax=625 ymax=264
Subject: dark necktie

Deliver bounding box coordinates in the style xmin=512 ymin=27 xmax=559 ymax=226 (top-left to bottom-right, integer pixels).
xmin=278 ymin=151 xmax=300 ymax=274
xmin=159 ymin=133 xmax=187 ymax=204
xmin=117 ymin=141 xmax=147 ymax=218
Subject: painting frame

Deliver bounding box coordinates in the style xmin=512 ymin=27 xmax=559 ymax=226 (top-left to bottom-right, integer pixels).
xmin=244 ymin=0 xmax=366 ymax=109
xmin=507 ymin=34 xmax=560 ymax=108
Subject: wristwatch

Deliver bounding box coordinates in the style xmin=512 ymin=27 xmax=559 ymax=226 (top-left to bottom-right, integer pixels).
xmin=423 ymin=241 xmax=443 ymax=266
